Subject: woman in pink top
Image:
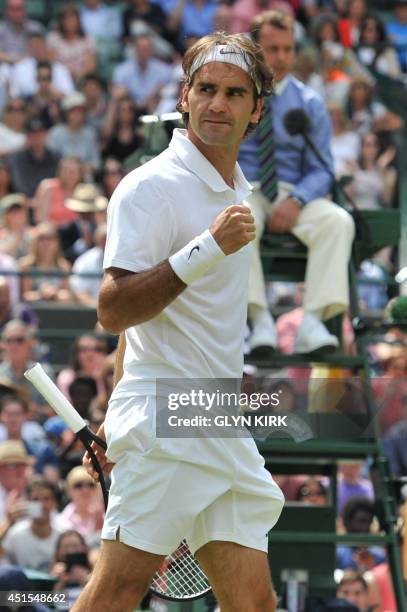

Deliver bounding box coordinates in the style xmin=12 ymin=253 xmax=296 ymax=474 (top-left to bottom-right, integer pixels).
xmin=34 ymin=157 xmax=81 ymax=226
xmin=56 ymin=466 xmax=104 ymax=538
xmin=47 ymin=5 xmax=96 ymax=83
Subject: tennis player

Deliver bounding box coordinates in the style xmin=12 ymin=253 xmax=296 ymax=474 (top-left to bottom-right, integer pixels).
xmin=74 ymin=32 xmax=285 ymax=612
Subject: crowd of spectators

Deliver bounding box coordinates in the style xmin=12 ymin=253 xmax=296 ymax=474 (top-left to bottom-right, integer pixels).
xmin=0 ymin=0 xmax=405 ymax=610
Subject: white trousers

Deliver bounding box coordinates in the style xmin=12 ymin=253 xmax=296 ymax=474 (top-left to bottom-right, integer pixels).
xmin=247 ymin=182 xmax=356 ymax=321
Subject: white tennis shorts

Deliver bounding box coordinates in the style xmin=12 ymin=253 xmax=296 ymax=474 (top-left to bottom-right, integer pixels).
xmin=101 ymin=395 xmax=284 ymax=555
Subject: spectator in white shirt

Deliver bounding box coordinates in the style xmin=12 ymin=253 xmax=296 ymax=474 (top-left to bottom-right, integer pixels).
xmin=10 ymin=32 xmax=74 ymax=99
xmin=0 ymin=476 xmax=61 ymax=572
xmin=71 ymin=223 xmax=106 ymax=307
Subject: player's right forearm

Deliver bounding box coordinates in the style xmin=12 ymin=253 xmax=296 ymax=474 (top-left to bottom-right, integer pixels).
xmin=99 ymin=204 xmax=255 ymax=334
xmin=98 ymin=260 xmax=186 ymax=334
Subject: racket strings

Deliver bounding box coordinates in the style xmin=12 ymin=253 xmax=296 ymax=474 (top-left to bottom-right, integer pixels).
xmin=151 ymin=540 xmax=210 ymax=599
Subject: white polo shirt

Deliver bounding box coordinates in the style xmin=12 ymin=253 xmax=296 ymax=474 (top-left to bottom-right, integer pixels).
xmin=104 ymin=129 xmax=252 ymax=396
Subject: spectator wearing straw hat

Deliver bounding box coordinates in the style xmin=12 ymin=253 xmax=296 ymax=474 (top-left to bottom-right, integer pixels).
xmin=47 ymin=92 xmax=101 ymax=177
xmin=58 ymin=183 xmax=107 ymax=263
xmin=0 ymin=440 xmax=32 ymax=522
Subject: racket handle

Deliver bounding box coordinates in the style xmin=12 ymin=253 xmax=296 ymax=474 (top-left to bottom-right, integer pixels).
xmin=25 ymin=363 xmax=87 ymax=433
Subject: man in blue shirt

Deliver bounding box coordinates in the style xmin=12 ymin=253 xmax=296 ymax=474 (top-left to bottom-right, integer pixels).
xmin=239 ymin=10 xmax=355 ymax=355
xmin=112 ymin=34 xmax=172 ymax=113
xmin=386 ymin=0 xmax=407 ymax=73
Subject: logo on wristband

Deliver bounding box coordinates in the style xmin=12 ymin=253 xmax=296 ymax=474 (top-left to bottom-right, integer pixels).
xmin=188 ymin=245 xmax=200 ymax=260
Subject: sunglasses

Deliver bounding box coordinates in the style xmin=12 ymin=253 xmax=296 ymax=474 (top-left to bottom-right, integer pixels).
xmin=78 ymin=346 xmax=105 ymax=353
xmin=72 ymin=481 xmax=95 ymax=489
xmin=4 ymin=336 xmax=27 ymax=344
xmin=7 ymin=106 xmax=26 ymax=112
xmin=38 ymin=235 xmax=57 ymax=241
xmin=103 ymin=169 xmax=122 ymax=176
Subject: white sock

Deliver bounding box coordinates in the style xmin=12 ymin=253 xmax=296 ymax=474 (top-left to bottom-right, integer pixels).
xmin=248 ymin=304 xmax=275 ymax=329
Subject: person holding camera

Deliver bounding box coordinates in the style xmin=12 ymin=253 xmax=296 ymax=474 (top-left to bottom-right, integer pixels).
xmin=51 ymin=529 xmax=92 ymax=610
xmin=0 ymin=475 xmax=61 ymax=572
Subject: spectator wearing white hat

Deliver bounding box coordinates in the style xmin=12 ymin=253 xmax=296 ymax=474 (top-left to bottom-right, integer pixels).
xmin=0 ymin=98 xmax=27 ymax=156
xmin=0 ymin=193 xmax=33 ymax=259
xmin=47 ymin=92 xmax=101 ymax=176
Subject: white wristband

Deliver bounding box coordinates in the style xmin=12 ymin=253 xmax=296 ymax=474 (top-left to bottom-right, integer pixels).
xmin=169 ymin=229 xmax=226 ymax=285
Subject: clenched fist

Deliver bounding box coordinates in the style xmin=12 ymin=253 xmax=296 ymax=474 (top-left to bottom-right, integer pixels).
xmin=210 ymin=204 xmax=255 ymax=255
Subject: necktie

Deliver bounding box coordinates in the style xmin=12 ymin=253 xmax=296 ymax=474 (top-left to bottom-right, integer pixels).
xmin=257 ymin=101 xmax=278 ymax=202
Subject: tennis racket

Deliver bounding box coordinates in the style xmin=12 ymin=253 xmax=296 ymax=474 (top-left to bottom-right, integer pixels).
xmin=24 ymin=363 xmax=211 ymax=602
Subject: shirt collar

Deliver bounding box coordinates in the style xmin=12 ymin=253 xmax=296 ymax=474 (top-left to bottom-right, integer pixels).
xmin=274 ymin=75 xmax=290 ymax=96
xmin=169 ymin=129 xmax=252 ymax=199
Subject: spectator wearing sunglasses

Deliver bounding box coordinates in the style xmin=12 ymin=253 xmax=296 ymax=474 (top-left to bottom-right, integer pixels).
xmin=0 ymin=98 xmax=27 ymax=156
xmin=0 ymin=320 xmax=55 ymax=412
xmin=57 ymin=334 xmax=109 ymax=400
xmin=56 ymin=466 xmax=104 ymax=539
xmin=28 ymin=61 xmax=63 ymax=129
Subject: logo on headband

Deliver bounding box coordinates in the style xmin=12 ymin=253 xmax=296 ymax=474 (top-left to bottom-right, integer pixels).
xmin=219 ymin=46 xmax=242 ymax=55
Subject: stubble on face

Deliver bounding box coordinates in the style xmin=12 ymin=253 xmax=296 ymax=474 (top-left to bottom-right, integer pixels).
xmin=182 ymin=62 xmax=261 ymax=150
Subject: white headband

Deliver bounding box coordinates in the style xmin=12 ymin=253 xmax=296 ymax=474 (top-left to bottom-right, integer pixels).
xmin=189 ymin=44 xmax=262 ymax=95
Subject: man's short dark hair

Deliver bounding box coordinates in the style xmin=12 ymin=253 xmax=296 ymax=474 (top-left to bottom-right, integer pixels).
xmin=0 ymin=394 xmax=28 ymax=414
xmin=338 ymin=569 xmax=369 ymax=592
xmin=37 ymin=60 xmax=52 ymax=73
xmin=68 ymin=376 xmax=98 ymax=398
xmin=250 ymin=10 xmax=295 ymax=43
xmin=26 ymin=476 xmax=60 ymax=504
xmin=342 ymin=496 xmax=375 ymax=530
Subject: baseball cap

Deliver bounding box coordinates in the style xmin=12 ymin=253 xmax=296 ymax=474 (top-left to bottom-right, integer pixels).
xmin=43 ymin=416 xmax=68 ymax=438
xmin=25 ymin=116 xmax=47 ymax=133
xmin=0 ymin=193 xmax=25 ymax=213
xmin=61 ymin=92 xmax=86 ymax=112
